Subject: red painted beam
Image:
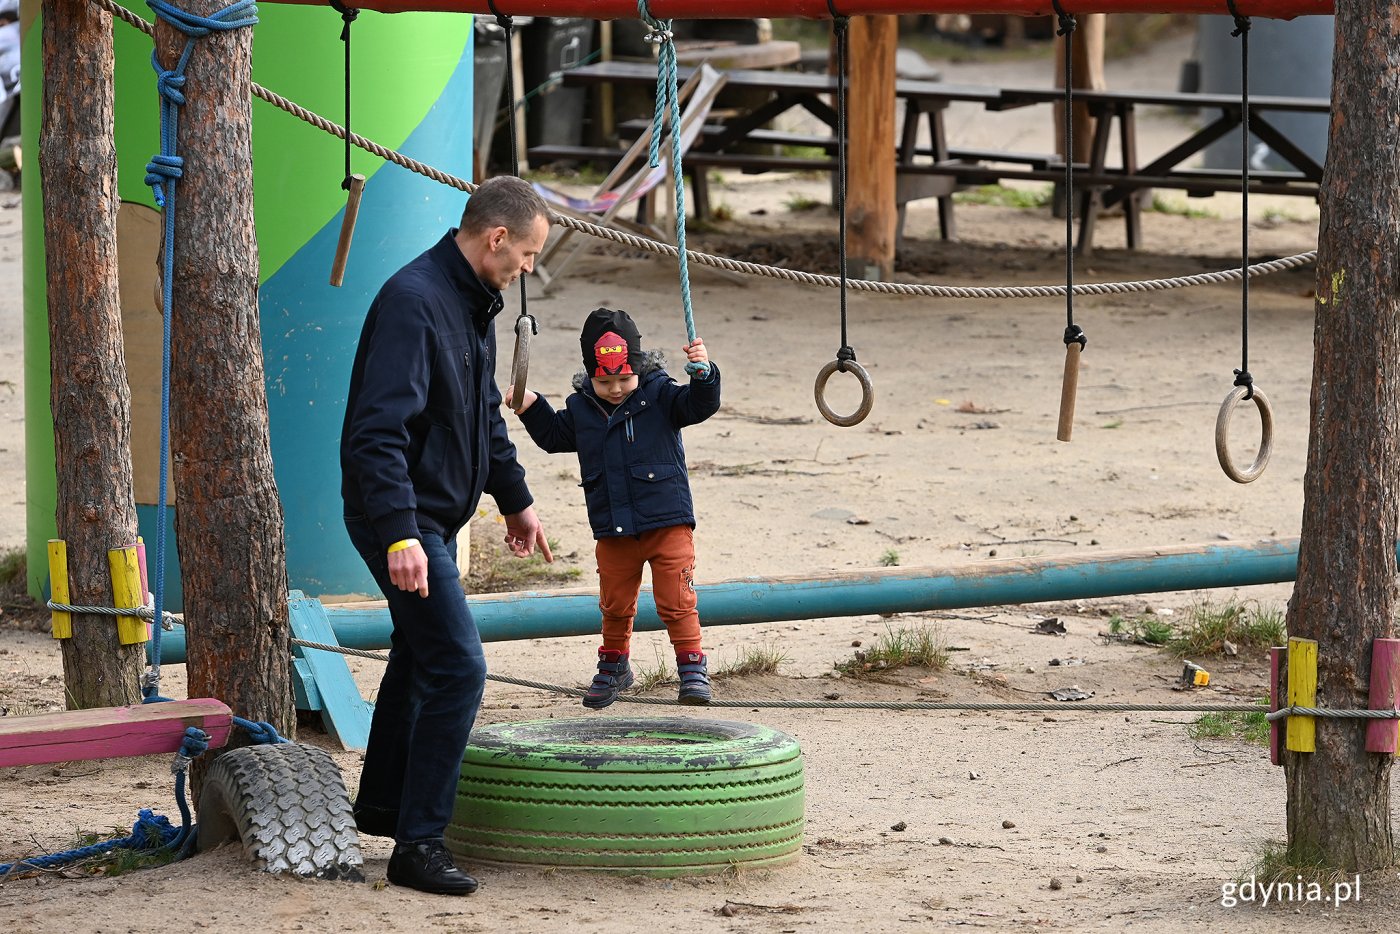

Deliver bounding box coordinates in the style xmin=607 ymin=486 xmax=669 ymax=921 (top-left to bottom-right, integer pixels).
xmin=0 ymin=698 xmax=233 ymax=768
xmin=268 ymin=0 xmax=1330 ymax=18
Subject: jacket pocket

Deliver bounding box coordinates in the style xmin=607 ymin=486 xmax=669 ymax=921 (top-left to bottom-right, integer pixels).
xmin=579 ymin=471 xmax=608 ymax=526
xmin=629 ymin=463 xmax=686 ymax=522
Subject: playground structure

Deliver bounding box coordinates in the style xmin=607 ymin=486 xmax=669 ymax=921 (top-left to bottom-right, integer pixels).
xmin=14 ymin=0 xmax=1400 ymax=885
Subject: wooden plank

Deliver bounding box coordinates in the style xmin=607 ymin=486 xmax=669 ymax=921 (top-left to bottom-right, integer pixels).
xmin=0 ymin=698 xmax=232 ymax=768
xmin=1286 ymin=636 xmax=1318 ymax=753
xmin=842 ymin=16 xmax=897 ymax=279
xmin=47 ymin=539 xmax=72 ymax=640
xmin=1365 ymin=637 xmax=1400 ymax=754
xmin=289 ymin=593 xmax=372 ymax=751
xmin=291 ymin=658 xmax=324 ymax=712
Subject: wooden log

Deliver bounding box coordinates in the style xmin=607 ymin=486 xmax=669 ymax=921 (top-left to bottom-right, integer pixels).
xmin=41 ymin=0 xmax=145 ymax=707
xmin=1364 ymin=637 xmax=1400 ymax=753
xmin=0 ymin=698 xmax=232 ymax=768
xmin=328 ymin=173 xmax=366 ymax=287
xmin=1269 ymin=645 xmax=1284 ymax=765
xmin=1286 ymin=636 xmax=1317 ymax=753
xmin=1056 ymin=341 xmax=1081 ymax=441
xmin=47 ymin=540 xmax=72 ymax=640
xmin=108 ymin=545 xmax=148 ymax=646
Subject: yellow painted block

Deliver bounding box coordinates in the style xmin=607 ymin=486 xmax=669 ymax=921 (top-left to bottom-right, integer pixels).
xmin=1286 ymin=636 xmax=1318 ymax=753
xmin=107 ymin=546 xmax=148 ymax=646
xmin=47 ymin=540 xmax=71 ymax=640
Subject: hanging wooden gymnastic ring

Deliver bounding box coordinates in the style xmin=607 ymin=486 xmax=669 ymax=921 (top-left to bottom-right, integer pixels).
xmin=814 ymin=359 xmax=874 ymax=428
xmin=509 ymin=315 xmax=534 ymax=412
xmin=1215 ymin=384 xmax=1273 ymax=483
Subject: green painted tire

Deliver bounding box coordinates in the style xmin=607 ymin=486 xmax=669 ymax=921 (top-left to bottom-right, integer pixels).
xmin=447 ymin=717 xmax=805 ymax=875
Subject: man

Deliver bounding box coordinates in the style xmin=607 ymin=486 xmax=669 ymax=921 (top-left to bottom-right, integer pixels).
xmin=340 ymin=175 xmax=553 ymax=896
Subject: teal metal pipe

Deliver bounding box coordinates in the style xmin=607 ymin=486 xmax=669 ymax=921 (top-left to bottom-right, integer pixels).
xmin=152 ymin=538 xmax=1311 ymax=663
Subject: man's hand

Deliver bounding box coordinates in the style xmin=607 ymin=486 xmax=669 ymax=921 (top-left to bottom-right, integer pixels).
xmin=502 ymin=506 xmax=553 ymax=562
xmin=388 ymin=543 xmax=430 ymax=597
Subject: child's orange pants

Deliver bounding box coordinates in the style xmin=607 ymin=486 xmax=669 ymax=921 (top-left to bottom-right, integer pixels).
xmin=595 ymin=525 xmax=702 ymax=655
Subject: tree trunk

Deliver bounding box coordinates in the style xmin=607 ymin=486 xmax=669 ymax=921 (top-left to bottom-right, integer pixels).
xmin=40 ymin=0 xmax=143 ymax=708
xmin=1284 ymin=0 xmax=1400 ymax=871
xmin=153 ymin=5 xmax=294 ymax=770
xmin=845 ymin=15 xmax=897 ymax=280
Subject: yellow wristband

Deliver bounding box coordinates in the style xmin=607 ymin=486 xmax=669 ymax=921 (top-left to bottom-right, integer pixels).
xmin=387 ymin=538 xmax=420 ymax=555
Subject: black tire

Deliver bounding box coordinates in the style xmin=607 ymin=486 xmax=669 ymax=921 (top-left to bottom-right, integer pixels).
xmin=197 ymin=743 xmax=365 ymax=881
xmin=448 ymin=717 xmax=804 ymax=875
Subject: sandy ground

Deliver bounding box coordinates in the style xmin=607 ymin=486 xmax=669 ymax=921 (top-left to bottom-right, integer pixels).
xmin=6 ymin=31 xmax=1398 ymax=934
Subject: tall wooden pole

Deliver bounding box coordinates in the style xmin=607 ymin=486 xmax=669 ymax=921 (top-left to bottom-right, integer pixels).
xmin=845 ymin=15 xmax=897 ymax=279
xmin=40 ymin=0 xmax=144 ymax=708
xmin=1053 ymin=12 xmax=1105 ymax=165
xmin=1284 ymin=0 xmax=1399 ymax=870
xmin=152 ymin=4 xmax=294 ymax=757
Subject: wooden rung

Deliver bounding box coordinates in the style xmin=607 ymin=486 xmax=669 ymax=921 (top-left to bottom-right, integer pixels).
xmin=108 ymin=545 xmax=149 ymax=645
xmin=47 ymin=539 xmax=72 ymax=640
xmin=0 ymin=698 xmax=233 ymax=768
xmin=1286 ymin=636 xmax=1318 ymax=753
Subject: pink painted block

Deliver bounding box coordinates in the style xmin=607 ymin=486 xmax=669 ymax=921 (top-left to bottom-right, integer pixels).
xmin=0 ymin=698 xmax=232 ymax=768
xmin=1269 ymin=646 xmax=1283 ymax=766
xmin=1365 ymin=638 xmax=1400 ymax=754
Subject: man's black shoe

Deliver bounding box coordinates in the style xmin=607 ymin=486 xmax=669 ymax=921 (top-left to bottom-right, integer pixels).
xmin=352 ymin=803 xmax=399 ymax=839
xmin=387 ymin=841 xmax=479 ymax=896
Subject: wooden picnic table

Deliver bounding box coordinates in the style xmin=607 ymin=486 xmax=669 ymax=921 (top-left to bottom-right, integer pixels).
xmin=540 ymin=60 xmax=1329 ymax=254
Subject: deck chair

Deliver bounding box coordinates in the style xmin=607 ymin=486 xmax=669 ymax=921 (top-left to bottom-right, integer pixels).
xmin=532 ymin=63 xmax=727 ymax=294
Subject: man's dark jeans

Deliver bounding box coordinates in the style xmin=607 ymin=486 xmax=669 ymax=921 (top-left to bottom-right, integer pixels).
xmin=344 ymin=516 xmax=486 ymax=844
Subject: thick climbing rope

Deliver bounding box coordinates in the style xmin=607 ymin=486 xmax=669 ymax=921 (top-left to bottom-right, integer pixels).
xmin=141 ymin=0 xmax=259 ymax=701
xmin=638 ymin=0 xmax=707 ymax=378
xmin=91 ymin=0 xmax=1315 ymax=303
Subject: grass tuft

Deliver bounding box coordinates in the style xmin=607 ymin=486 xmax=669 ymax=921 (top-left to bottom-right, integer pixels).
xmin=1168 ymin=600 xmax=1285 ymax=657
xmin=713 ymin=642 xmax=791 ymax=679
xmin=834 ymin=624 xmax=948 ymax=677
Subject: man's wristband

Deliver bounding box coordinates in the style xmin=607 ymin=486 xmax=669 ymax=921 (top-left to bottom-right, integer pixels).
xmin=387 ymin=538 xmax=420 ymax=555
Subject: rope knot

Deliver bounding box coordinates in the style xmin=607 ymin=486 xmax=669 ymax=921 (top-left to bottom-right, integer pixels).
xmin=172 ymin=726 xmax=210 ymax=773
xmin=643 ymin=26 xmax=673 ymax=44
xmin=154 ymin=68 xmax=187 ymax=104
xmin=836 ymin=345 xmax=858 ymax=371
xmin=1063 ymin=324 xmax=1086 ymax=349
xmin=1051 ymin=0 xmax=1076 ymax=36
xmin=1233 ymin=367 xmax=1254 ymax=399
xmin=235 ymin=717 xmax=287 ymax=744
xmin=1226 ymin=0 xmax=1251 ymax=37
xmin=825 ymin=0 xmax=848 ymax=31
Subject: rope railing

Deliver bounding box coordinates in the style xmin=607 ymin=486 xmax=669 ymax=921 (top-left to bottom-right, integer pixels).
xmin=90 ymin=0 xmax=1317 ymax=303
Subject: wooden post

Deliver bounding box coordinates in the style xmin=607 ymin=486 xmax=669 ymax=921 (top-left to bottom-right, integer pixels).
xmin=1365 ymin=638 xmax=1400 ymax=753
xmin=845 ymin=15 xmax=897 ymax=280
xmin=107 ymin=545 xmax=148 ymax=646
xmin=1285 ymin=0 xmax=1399 ymax=870
xmin=1285 ymin=636 xmax=1317 ymax=753
xmin=47 ymin=540 xmax=72 ymax=640
xmin=1052 ymin=12 xmax=1105 ymax=219
xmin=40 ymin=0 xmax=144 ymax=707
xmin=154 ymin=1 xmax=295 ymax=762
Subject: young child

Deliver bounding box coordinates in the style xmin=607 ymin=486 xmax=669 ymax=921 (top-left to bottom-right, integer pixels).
xmin=506 ymin=307 xmax=721 ymax=708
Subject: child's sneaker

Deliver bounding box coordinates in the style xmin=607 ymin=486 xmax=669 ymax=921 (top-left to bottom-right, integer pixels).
xmin=677 ymin=651 xmax=711 ymax=705
xmin=583 ymin=648 xmax=634 ymax=709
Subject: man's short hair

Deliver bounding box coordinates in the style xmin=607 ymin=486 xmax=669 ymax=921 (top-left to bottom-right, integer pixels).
xmin=460 ymin=176 xmax=549 ymax=239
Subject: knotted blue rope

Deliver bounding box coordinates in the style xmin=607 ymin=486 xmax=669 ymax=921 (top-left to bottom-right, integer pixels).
xmin=638 ymin=0 xmax=708 ymax=379
xmin=141 ymin=0 xmax=258 ymax=700
xmin=0 ymin=727 xmax=212 ymax=878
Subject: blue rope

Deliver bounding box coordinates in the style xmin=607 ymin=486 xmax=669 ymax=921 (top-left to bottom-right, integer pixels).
xmin=0 ymin=726 xmax=213 ymax=878
xmin=637 ymin=1 xmax=708 ymax=379
xmin=141 ymin=0 xmax=259 ymax=699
